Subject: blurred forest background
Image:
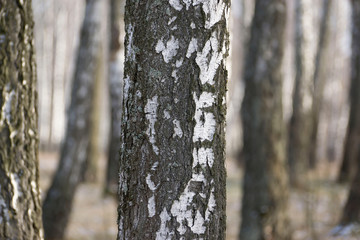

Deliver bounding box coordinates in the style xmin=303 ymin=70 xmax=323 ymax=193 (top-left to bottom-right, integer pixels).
xmin=31 ymin=0 xmax=359 ymax=239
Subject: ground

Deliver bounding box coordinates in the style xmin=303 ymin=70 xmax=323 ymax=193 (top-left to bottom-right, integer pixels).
xmin=39 ymin=152 xmax=360 ymax=240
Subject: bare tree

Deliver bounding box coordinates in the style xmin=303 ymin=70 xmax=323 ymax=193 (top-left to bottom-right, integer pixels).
xmin=0 ymin=0 xmax=44 ymax=238
xmin=42 ymin=0 xmax=103 ymax=238
xmin=338 ymin=0 xmax=360 ymax=183
xmin=288 ymin=0 xmax=317 ymax=186
xmin=240 ymin=0 xmax=291 ymax=239
xmin=118 ymin=0 xmax=229 ymax=239
xmin=308 ymin=0 xmax=333 ymax=168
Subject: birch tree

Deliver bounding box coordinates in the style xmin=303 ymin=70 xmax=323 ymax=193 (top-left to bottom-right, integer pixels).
xmin=42 ymin=0 xmax=103 ymax=238
xmin=118 ymin=0 xmax=229 ymax=239
xmin=240 ymin=0 xmax=291 ymax=239
xmin=0 ymin=0 xmax=44 ymax=239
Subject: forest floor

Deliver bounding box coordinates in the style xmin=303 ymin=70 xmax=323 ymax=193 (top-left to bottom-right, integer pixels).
xmin=39 ymin=152 xmax=360 ymax=240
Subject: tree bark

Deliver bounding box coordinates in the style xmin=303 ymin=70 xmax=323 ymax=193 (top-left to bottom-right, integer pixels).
xmin=288 ymin=0 xmax=316 ymax=186
xmin=240 ymin=0 xmax=291 ymax=239
xmin=308 ymin=0 xmax=333 ymax=168
xmin=42 ymin=0 xmax=103 ymax=239
xmin=0 ymin=1 xmax=44 ymax=239
xmin=118 ymin=0 xmax=229 ymax=239
xmin=105 ymin=0 xmax=123 ymax=196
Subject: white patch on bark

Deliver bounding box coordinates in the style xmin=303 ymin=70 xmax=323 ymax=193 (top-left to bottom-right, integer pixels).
xmin=201 ymin=0 xmax=226 ymax=29
xmin=168 ymin=16 xmax=177 ymax=25
xmin=155 ymin=36 xmax=179 ymax=63
xmin=196 ymin=33 xmax=222 ymax=85
xmin=148 ymin=195 xmax=156 ymax=217
xmin=192 ymin=210 xmax=206 ymax=234
xmin=186 ymin=38 xmax=198 ymax=58
xmin=193 ymin=92 xmax=216 ymax=142
xmin=151 ymin=161 xmax=159 ymax=170
xmin=205 ymin=187 xmax=216 ymax=219
xmin=182 ymin=0 xmax=192 ymax=9
xmin=173 ymin=119 xmax=183 ymax=138
xmin=169 ymin=171 xmax=213 ymax=235
xmin=163 ymin=110 xmax=170 ymax=119
xmin=176 ymin=58 xmax=183 ymax=68
xmin=145 ymin=96 xmax=159 ymax=154
xmin=146 ymin=174 xmax=158 ymax=191
xmin=190 ymin=22 xmax=196 ymax=29
xmin=169 ymin=0 xmax=183 ymax=11
xmin=156 ymin=208 xmax=173 ymax=239
xmin=171 ymin=70 xmax=178 ymax=82
xmin=193 ymin=148 xmax=214 ymax=167
xmin=126 ymin=24 xmax=136 ymax=62
xmin=31 ymin=180 xmax=38 ymax=196
xmin=123 ymin=76 xmax=130 ymax=117
xmin=1 ymin=89 xmax=15 ymax=125
xmin=10 ymin=173 xmax=20 ymax=209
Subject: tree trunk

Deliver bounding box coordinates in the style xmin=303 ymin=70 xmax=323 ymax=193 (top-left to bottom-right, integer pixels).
xmin=0 ymin=1 xmax=44 ymax=239
xmin=240 ymin=0 xmax=291 ymax=239
xmin=42 ymin=0 xmax=103 ymax=239
xmin=288 ymin=0 xmax=316 ymax=186
xmin=118 ymin=1 xmax=229 ymax=239
xmin=308 ymin=0 xmax=333 ymax=168
xmin=105 ymin=0 xmax=123 ymax=196
xmin=341 ymin=146 xmax=360 ymax=224
xmin=338 ymin=0 xmax=360 ymax=183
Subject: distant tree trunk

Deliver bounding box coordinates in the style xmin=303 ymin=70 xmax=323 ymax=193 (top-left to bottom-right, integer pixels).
xmin=308 ymin=0 xmax=333 ymax=168
xmin=42 ymin=0 xmax=103 ymax=239
xmin=338 ymin=0 xmax=360 ymax=183
xmin=240 ymin=0 xmax=291 ymax=239
xmin=105 ymin=0 xmax=123 ymax=196
xmin=0 ymin=1 xmax=44 ymax=239
xmin=118 ymin=0 xmax=229 ymax=239
xmin=288 ymin=0 xmax=315 ymax=186
xmin=340 ymin=147 xmax=360 ymax=225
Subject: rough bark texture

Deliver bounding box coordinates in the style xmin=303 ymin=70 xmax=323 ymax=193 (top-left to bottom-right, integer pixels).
xmin=42 ymin=0 xmax=103 ymax=239
xmin=0 ymin=1 xmax=44 ymax=239
xmin=288 ymin=0 xmax=316 ymax=186
xmin=118 ymin=0 xmax=229 ymax=239
xmin=106 ymin=0 xmax=123 ymax=196
xmin=338 ymin=0 xmax=360 ymax=183
xmin=240 ymin=0 xmax=291 ymax=239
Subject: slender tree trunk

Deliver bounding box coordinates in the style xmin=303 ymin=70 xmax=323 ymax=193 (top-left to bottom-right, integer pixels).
xmin=308 ymin=0 xmax=333 ymax=168
xmin=105 ymin=0 xmax=123 ymax=196
xmin=288 ymin=0 xmax=316 ymax=186
xmin=338 ymin=0 xmax=360 ymax=183
xmin=118 ymin=0 xmax=229 ymax=239
xmin=341 ymin=145 xmax=360 ymax=226
xmin=240 ymin=1 xmax=291 ymax=239
xmin=42 ymin=0 xmax=103 ymax=239
xmin=0 ymin=1 xmax=44 ymax=239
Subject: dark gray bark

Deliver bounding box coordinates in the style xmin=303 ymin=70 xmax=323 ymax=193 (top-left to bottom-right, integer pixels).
xmin=42 ymin=0 xmax=103 ymax=239
xmin=240 ymin=0 xmax=291 ymax=239
xmin=288 ymin=0 xmax=315 ymax=186
xmin=118 ymin=0 xmax=229 ymax=239
xmin=308 ymin=0 xmax=333 ymax=168
xmin=106 ymin=0 xmax=123 ymax=196
xmin=338 ymin=0 xmax=360 ymax=183
xmin=0 ymin=1 xmax=44 ymax=239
